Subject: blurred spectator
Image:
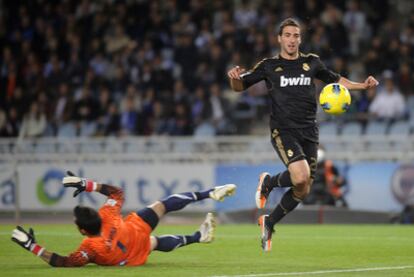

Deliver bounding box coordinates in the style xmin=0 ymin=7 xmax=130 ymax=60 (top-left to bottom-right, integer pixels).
xmin=100 ymin=102 xmax=120 ymax=137
xmin=234 ymin=0 xmax=258 ymax=30
xmin=321 ymin=3 xmax=349 ymax=57
xmin=303 ymin=147 xmax=348 ymax=207
xmin=19 ymin=102 xmax=46 ymax=138
xmin=369 ymin=72 xmax=406 ymax=121
xmin=6 ymin=87 xmax=28 ymax=117
xmin=191 ymin=86 xmax=212 ymax=127
xmin=65 ymin=52 xmax=84 ymax=87
xmin=0 ymin=0 xmax=411 ymax=138
xmin=2 ymin=107 xmax=20 ymax=137
xmin=73 ymin=87 xmax=99 ymax=122
xmin=172 ymin=80 xmax=189 ymax=104
xmin=53 ymin=83 xmax=74 ymax=132
xmin=397 ymin=63 xmax=414 ymax=96
xmin=209 ymin=83 xmax=231 ymax=134
xmin=120 ymin=96 xmax=138 ymax=136
xmin=170 ymin=102 xmax=192 ymax=136
xmin=0 ymin=109 xmax=7 ymax=135
xmin=343 ymin=0 xmax=368 ymax=57
xmin=354 ymin=87 xmax=376 ymax=124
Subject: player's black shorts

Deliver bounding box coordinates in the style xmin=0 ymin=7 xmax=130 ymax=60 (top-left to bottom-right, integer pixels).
xmin=270 ymin=126 xmax=318 ymax=179
xmin=136 ymin=207 xmax=159 ymax=230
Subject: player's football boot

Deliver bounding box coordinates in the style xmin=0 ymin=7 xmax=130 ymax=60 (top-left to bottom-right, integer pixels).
xmin=209 ymin=184 xmax=237 ymax=201
xmin=255 ymin=172 xmax=272 ymax=209
xmin=258 ymin=214 xmax=274 ymax=252
xmin=199 ymin=212 xmax=216 ymax=243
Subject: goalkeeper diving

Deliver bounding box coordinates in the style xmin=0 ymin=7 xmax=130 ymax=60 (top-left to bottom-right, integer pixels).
xmin=11 ymin=171 xmax=236 ymax=267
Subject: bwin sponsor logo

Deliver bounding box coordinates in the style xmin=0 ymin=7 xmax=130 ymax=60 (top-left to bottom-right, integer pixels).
xmin=280 ymin=74 xmax=311 ymax=87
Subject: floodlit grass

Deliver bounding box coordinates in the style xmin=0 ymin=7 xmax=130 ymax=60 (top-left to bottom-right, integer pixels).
xmin=1 ymin=223 xmax=414 ymax=277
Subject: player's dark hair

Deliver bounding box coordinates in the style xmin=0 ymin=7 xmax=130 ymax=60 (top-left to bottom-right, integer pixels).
xmin=278 ymin=18 xmax=301 ymax=35
xmin=74 ymin=205 xmax=102 ymax=235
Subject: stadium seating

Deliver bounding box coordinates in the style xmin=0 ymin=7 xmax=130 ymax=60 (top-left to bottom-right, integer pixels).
xmin=388 ymin=121 xmax=410 ymax=136
xmin=341 ymin=122 xmax=363 ymax=136
xmin=319 ymin=122 xmax=338 ymax=136
xmin=365 ymin=121 xmax=388 ymax=135
xmin=57 ymin=124 xmax=77 ymax=138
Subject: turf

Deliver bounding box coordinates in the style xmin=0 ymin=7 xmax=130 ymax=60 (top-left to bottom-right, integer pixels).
xmin=1 ymin=223 xmax=413 ymax=277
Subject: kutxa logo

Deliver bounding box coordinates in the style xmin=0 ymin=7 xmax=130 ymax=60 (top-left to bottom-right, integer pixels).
xmin=36 ymin=169 xmax=65 ymax=205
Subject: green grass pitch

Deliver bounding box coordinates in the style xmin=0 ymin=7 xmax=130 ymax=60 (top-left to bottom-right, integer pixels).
xmin=1 ymin=223 xmax=413 ymax=277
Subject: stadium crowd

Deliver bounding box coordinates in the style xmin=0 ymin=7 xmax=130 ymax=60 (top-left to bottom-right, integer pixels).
xmin=0 ymin=0 xmax=413 ymax=138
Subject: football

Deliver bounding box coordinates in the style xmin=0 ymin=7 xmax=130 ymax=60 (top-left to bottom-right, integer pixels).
xmin=319 ymin=83 xmax=351 ymax=115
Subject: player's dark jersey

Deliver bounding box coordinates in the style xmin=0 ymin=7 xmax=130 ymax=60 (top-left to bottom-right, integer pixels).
xmin=241 ymin=52 xmax=340 ymax=129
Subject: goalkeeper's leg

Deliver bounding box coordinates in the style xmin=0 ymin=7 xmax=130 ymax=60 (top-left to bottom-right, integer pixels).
xmin=150 ymin=213 xmax=215 ymax=252
xmin=136 ymin=185 xmax=235 ymax=231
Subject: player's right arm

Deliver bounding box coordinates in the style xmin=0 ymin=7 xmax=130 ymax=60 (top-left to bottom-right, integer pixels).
xmin=227 ymin=60 xmax=267 ymax=92
xmin=11 ymin=226 xmax=91 ymax=267
xmin=63 ymin=171 xmax=125 ymax=213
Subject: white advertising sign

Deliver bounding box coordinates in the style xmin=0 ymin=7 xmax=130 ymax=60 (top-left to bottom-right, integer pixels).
xmin=16 ymin=164 xmax=214 ymax=212
xmin=0 ymin=166 xmax=15 ymax=211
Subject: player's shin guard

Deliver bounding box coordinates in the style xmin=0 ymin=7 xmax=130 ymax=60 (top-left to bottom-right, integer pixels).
xmin=270 ymin=170 xmax=294 ymax=188
xmin=268 ymin=189 xmax=300 ymax=227
xmin=161 ymin=190 xmax=212 ymax=213
xmin=154 ymin=232 xmax=201 ymax=252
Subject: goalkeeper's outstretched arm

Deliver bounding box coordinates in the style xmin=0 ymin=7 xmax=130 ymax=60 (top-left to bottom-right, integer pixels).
xmin=62 ymin=171 xmax=124 ymax=201
xmin=11 ymin=226 xmax=89 ymax=267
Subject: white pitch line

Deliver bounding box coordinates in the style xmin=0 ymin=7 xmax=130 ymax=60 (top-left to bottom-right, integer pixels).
xmin=0 ymin=231 xmax=78 ymax=236
xmin=211 ymin=265 xmax=414 ymax=277
xmin=1 ymin=232 xmax=414 ymax=241
xmin=216 ymin=234 xmax=414 ymax=241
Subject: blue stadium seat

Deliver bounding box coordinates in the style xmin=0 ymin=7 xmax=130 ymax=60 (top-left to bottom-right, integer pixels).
xmin=79 ymin=141 xmax=103 ymax=153
xmin=407 ymin=95 xmax=414 ymax=112
xmin=388 ymin=121 xmax=410 ymax=152
xmin=79 ymin=122 xmax=97 ymax=137
xmin=34 ymin=142 xmax=56 ymax=153
xmin=194 ymin=123 xmax=216 ymax=137
xmin=173 ymin=140 xmax=195 ymax=153
xmin=341 ymin=122 xmax=363 ymax=135
xmin=124 ymin=140 xmax=147 ymax=153
xmin=319 ymin=122 xmax=338 ymax=136
xmin=365 ymin=121 xmax=388 ymax=135
xmin=57 ymin=123 xmax=77 ymax=138
xmin=388 ymin=121 xmax=410 ymax=136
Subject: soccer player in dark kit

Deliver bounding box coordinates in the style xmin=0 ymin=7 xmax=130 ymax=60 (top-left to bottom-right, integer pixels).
xmin=227 ymin=18 xmax=378 ymax=252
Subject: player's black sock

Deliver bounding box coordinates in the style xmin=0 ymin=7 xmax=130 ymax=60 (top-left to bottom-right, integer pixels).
xmin=270 ymin=170 xmax=293 ymax=188
xmin=161 ymin=190 xmax=213 ymax=213
xmin=267 ymin=189 xmax=300 ymax=227
xmin=154 ymin=232 xmax=201 ymax=252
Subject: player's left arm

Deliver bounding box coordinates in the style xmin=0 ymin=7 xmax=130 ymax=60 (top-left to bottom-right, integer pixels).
xmin=338 ymin=76 xmax=379 ymax=91
xmin=11 ymin=226 xmax=90 ymax=267
xmin=313 ymin=56 xmax=379 ymax=90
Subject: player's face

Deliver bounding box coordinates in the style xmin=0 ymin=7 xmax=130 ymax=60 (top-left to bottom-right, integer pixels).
xmin=278 ymin=26 xmax=301 ymax=57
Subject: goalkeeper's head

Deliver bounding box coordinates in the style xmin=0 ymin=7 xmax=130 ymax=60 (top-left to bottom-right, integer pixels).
xmin=74 ymin=206 xmax=102 ymax=236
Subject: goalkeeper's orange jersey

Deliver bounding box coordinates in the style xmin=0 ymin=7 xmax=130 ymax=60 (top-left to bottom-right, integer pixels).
xmin=63 ymin=188 xmax=152 ymax=266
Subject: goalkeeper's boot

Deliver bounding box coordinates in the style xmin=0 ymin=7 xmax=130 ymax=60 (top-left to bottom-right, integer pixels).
xmin=209 ymin=184 xmax=237 ymax=201
xmin=258 ymin=214 xmax=274 ymax=252
xmin=255 ymin=172 xmax=272 ymax=209
xmin=199 ymin=213 xmax=216 ymax=243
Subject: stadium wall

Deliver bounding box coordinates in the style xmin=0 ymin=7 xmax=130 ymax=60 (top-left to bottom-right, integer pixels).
xmin=0 ymin=161 xmax=410 ymax=213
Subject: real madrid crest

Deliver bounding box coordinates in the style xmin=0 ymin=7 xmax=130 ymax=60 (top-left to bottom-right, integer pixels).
xmin=287 ymin=149 xmax=294 ymax=157
xmin=303 ymin=63 xmax=310 ymax=71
